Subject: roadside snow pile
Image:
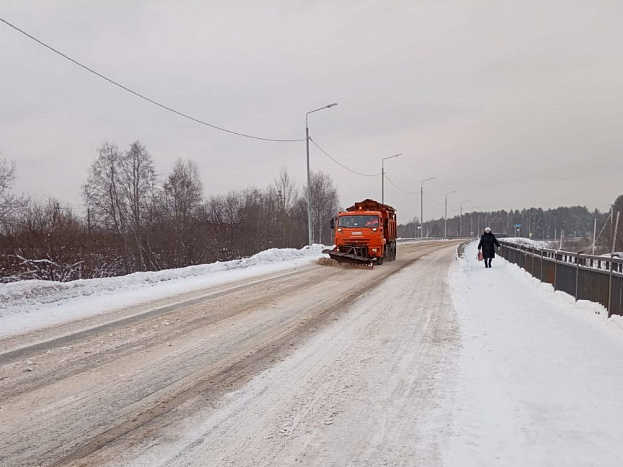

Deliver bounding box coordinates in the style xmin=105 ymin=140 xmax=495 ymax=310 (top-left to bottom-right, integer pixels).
xmin=0 ymin=245 xmax=326 ymax=337
xmin=501 ymin=237 xmax=551 ymax=249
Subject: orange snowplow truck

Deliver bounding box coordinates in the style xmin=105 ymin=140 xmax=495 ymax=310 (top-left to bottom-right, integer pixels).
xmin=324 ymin=199 xmax=397 ymax=265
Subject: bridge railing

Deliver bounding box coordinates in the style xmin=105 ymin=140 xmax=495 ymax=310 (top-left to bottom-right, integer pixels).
xmin=498 ymin=241 xmax=623 ymax=317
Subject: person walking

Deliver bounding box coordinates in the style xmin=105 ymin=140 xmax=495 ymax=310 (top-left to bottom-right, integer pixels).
xmin=478 ymin=227 xmax=500 ymax=268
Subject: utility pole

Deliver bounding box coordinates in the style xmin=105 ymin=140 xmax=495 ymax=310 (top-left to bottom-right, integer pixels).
xmin=305 ymin=103 xmax=337 ymax=246
xmin=612 ymin=212 xmax=620 ymax=254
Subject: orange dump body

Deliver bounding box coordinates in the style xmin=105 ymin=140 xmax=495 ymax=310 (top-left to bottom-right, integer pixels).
xmin=327 ymin=199 xmax=397 ymax=265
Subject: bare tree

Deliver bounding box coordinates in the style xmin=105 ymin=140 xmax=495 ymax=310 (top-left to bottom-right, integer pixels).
xmin=267 ymin=166 xmax=301 ymax=248
xmin=2 ymin=198 xmax=90 ymax=282
xmin=205 ymin=191 xmax=244 ymax=260
xmin=83 ymin=141 xmax=157 ymax=272
xmin=306 ymin=171 xmax=339 ymax=245
xmin=164 ymin=159 xmax=203 ymax=225
xmin=120 ymin=141 xmax=157 ymax=270
xmin=163 ymin=158 xmax=204 ymax=265
xmin=270 ymin=166 xmax=298 ymax=211
xmin=0 ymin=154 xmax=27 ymax=232
xmin=83 ymin=142 xmax=126 ymax=236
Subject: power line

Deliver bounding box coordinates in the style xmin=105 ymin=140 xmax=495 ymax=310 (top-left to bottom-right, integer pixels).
xmin=424 ymin=192 xmax=443 ymax=205
xmin=384 ymin=176 xmax=445 ymax=210
xmin=309 ymin=138 xmax=379 ymax=177
xmin=0 ymin=16 xmax=304 ymax=143
xmin=384 ymin=175 xmax=419 ymax=195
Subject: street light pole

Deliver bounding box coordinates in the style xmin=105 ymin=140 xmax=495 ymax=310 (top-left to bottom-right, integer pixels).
xmin=444 ymin=190 xmax=457 ymax=238
xmin=419 ymin=177 xmax=435 ymax=237
xmin=306 ymin=103 xmax=337 ymax=246
xmin=381 ymin=154 xmax=402 ymax=204
xmin=459 ymin=199 xmax=470 ymax=236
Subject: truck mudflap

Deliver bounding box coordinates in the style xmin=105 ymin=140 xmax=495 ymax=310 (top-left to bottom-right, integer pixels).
xmin=322 ymin=247 xmax=376 ymax=266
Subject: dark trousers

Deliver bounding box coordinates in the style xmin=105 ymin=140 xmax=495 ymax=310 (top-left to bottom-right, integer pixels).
xmin=484 ymin=257 xmax=492 ymax=267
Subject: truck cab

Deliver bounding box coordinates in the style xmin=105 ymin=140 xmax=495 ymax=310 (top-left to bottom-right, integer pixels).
xmin=327 ymin=199 xmax=397 ymax=265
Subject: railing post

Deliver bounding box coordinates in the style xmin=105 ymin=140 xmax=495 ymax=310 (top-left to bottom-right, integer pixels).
xmin=608 ymin=259 xmax=614 ymax=318
xmin=575 ymin=253 xmax=580 ymax=301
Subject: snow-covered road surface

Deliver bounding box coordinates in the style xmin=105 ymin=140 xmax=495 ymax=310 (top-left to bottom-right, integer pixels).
xmin=0 ymin=241 xmax=455 ymax=466
xmin=110 ymin=245 xmax=459 ymax=467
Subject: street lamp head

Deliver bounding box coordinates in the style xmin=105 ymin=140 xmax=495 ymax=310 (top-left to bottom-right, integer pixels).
xmin=421 ymin=176 xmax=435 ymax=188
xmin=306 ymin=103 xmax=338 ymax=119
xmin=382 ymin=153 xmax=402 ymax=163
xmin=446 ymin=190 xmax=457 ymax=196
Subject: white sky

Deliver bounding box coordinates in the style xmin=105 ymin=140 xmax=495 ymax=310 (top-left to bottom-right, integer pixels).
xmin=1 ymin=1 xmax=622 ymax=223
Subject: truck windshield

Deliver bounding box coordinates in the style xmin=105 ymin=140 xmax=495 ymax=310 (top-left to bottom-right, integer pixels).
xmin=338 ymin=215 xmax=379 ymax=228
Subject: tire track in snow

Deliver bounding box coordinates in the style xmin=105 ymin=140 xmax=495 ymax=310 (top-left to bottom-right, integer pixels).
xmin=103 ymin=244 xmax=461 ymax=467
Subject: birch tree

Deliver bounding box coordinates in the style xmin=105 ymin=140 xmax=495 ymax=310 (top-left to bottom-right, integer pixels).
xmin=83 ymin=142 xmax=126 ymax=234
xmin=120 ymin=141 xmax=157 ymax=270
xmin=306 ymin=171 xmax=339 ymax=245
xmin=83 ymin=141 xmax=157 ymax=271
xmin=163 ymin=158 xmax=203 ymax=265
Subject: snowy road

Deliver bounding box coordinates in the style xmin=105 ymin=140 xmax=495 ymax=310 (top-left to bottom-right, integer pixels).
xmin=109 ymin=244 xmax=460 ymax=467
xmin=0 ymin=241 xmax=457 ymax=466
xmin=2 ymin=240 xmax=623 ymax=466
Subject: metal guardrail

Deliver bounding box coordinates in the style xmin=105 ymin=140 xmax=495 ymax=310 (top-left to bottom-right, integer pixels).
xmin=498 ymin=241 xmax=623 ymax=317
xmin=456 ymin=240 xmax=469 ymax=259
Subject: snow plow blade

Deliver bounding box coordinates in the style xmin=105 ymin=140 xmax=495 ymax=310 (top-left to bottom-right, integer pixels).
xmin=322 ymin=249 xmax=375 ymax=266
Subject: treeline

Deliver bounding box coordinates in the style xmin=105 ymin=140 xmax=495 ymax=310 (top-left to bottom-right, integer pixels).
xmin=0 ymin=142 xmax=339 ymax=282
xmin=405 ymin=200 xmax=623 ymax=253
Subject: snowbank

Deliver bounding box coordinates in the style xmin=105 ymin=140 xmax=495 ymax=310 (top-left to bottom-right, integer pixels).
xmin=500 ymin=237 xmax=551 ymax=249
xmin=0 ymin=245 xmax=327 ymax=338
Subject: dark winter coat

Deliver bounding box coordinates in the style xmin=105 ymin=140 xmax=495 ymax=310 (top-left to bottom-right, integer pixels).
xmin=478 ymin=232 xmax=500 ymax=258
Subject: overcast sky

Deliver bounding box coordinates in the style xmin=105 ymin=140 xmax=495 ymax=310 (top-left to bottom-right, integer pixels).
xmin=1 ymin=1 xmax=622 ymax=223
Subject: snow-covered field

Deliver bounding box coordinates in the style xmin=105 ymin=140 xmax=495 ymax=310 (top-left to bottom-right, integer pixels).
xmin=446 ymin=241 xmax=623 ymax=466
xmin=0 ymin=245 xmax=325 ymax=338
